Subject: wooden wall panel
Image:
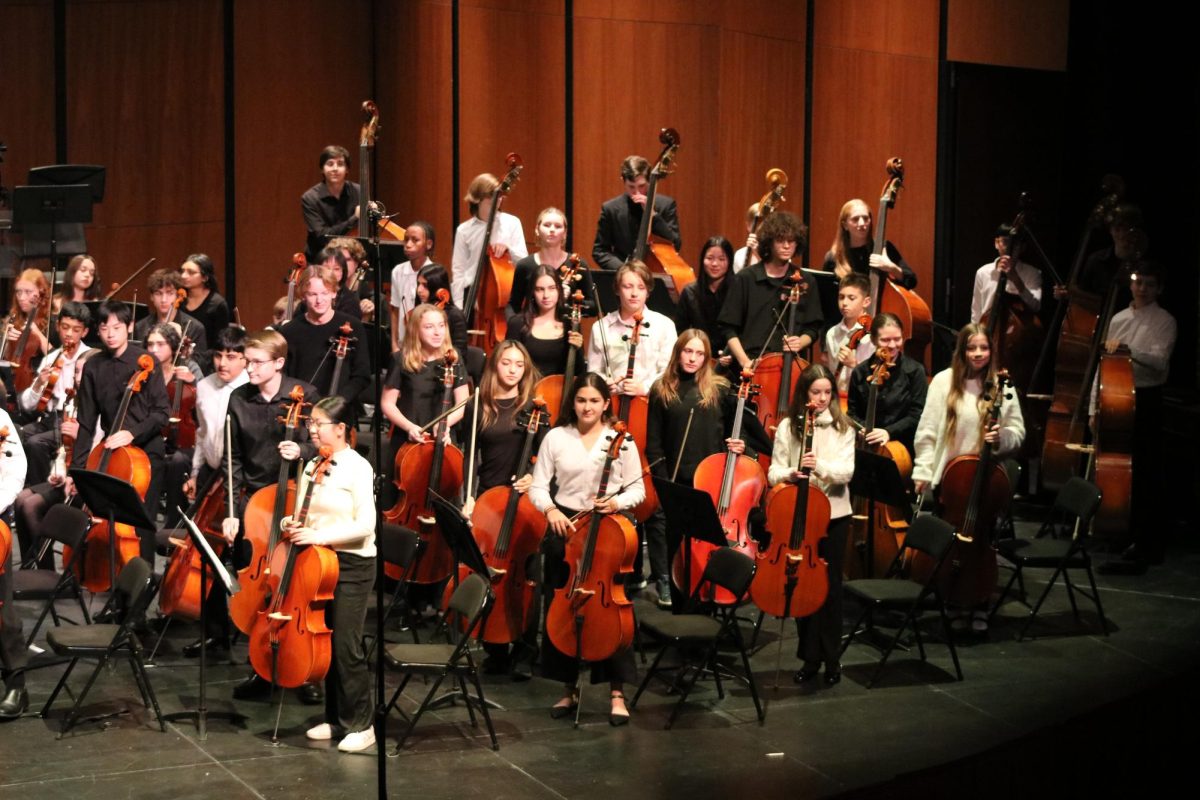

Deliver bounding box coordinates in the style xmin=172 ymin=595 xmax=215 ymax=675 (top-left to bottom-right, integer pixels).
xmin=65 ymin=0 xmax=225 ymax=288
xmin=458 ymin=0 xmax=566 ymax=256
xmin=947 ymin=0 xmax=1069 ymax=72
xmin=810 ymin=0 xmax=939 ymax=296
xmin=233 ymin=0 xmax=371 ymax=328
xmin=0 ymin=0 xmax=56 ymax=276
xmin=373 ymin=0 xmax=453 ymax=276
xmin=814 ymin=0 xmax=939 ymax=57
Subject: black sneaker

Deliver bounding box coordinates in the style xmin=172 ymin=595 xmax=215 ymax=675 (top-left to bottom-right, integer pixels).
xmin=655 ymin=577 xmax=672 ymax=608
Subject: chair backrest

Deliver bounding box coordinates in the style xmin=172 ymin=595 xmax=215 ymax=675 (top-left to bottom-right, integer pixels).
xmin=1054 ymin=477 xmax=1102 ymax=530
xmin=698 ymin=547 xmax=756 ymax=605
xmin=447 ymin=572 xmax=491 ymax=633
xmin=39 ymin=504 xmax=92 ymax=549
xmin=113 ymin=557 xmax=154 ymax=624
xmin=902 ymin=515 xmax=956 ymax=563
xmin=380 ymin=523 xmax=421 ymax=572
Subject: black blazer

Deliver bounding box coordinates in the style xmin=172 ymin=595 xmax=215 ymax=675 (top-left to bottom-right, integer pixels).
xmin=591 ymin=192 xmax=681 ymax=271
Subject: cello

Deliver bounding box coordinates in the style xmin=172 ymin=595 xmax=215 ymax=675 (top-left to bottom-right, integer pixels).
xmin=248 ymin=447 xmax=338 ymax=690
xmin=164 ymin=326 xmax=198 ymax=452
xmin=673 ymin=369 xmax=767 ymax=601
xmin=384 ymin=351 xmax=464 ymax=584
xmin=229 ymin=385 xmax=308 ymax=635
xmin=867 ymin=158 xmax=932 ymax=365
xmin=464 ymin=153 xmax=524 ymax=352
xmin=284 ymin=254 xmax=306 ymax=324
xmin=608 ymin=311 xmax=658 ymax=523
xmin=65 ymin=354 xmax=156 ymax=593
xmin=545 ymin=423 xmax=639 ymax=663
xmin=1091 ymin=347 xmax=1134 ymax=538
xmin=630 ymin=127 xmax=694 ymax=301
xmin=752 ymin=267 xmax=811 ymax=471
xmin=533 ymin=287 xmax=585 ymax=427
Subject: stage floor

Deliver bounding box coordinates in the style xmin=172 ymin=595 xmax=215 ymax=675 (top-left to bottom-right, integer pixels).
xmin=2 ymin=513 xmax=1198 ymax=800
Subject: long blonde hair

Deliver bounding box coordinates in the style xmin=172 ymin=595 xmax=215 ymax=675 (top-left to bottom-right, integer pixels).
xmin=945 ymin=322 xmax=998 ymax=448
xmin=478 ymin=340 xmax=540 ymax=430
xmin=828 ymin=198 xmax=872 ymax=274
xmin=653 ymin=330 xmax=728 ymax=409
xmin=400 ymin=304 xmax=454 ymax=372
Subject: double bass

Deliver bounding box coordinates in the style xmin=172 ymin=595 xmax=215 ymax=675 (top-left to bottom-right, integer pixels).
xmin=747 ymin=169 xmax=789 ymax=248
xmin=673 ymin=369 xmax=767 ymax=601
xmin=981 ymin=204 xmax=1043 ymax=392
xmin=533 ymin=285 xmax=585 ymax=426
xmin=630 ymin=127 xmax=694 ymax=301
xmin=357 ymin=101 xmax=405 ymax=242
xmin=752 ymin=267 xmax=811 ymax=471
xmin=545 ymin=423 xmax=638 ymax=663
xmin=284 ymin=254 xmax=306 ymax=325
xmin=464 ymin=153 xmax=524 ymax=352
xmin=384 ymin=351 xmax=464 ymax=584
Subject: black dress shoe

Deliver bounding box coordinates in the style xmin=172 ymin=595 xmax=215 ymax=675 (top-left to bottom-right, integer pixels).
xmin=232 ymin=673 xmax=271 ymax=700
xmin=792 ymin=663 xmax=821 ymax=684
xmin=382 ymin=649 xmax=402 ymax=670
xmin=182 ymin=637 xmax=228 ymax=658
xmin=0 ymin=687 xmax=30 ymax=720
xmin=299 ymin=682 xmax=324 ymax=705
xmin=823 ymin=666 xmax=842 ymax=686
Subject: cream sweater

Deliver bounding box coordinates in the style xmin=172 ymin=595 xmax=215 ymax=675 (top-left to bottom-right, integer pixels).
xmin=768 ymin=410 xmax=856 ymax=519
xmin=912 ymin=370 xmax=1024 ymax=488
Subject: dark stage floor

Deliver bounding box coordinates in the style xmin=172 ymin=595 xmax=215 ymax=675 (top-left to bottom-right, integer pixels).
xmin=2 ymin=513 xmax=1198 ymax=800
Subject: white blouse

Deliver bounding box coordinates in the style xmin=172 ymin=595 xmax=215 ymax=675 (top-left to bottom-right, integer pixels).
xmin=768 ymin=410 xmax=856 ymax=519
xmin=529 ymin=424 xmax=646 ymax=515
xmin=291 ymin=445 xmax=377 ymax=558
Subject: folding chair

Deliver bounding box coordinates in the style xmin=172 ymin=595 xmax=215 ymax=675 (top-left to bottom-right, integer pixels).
xmin=840 ymin=514 xmax=963 ymax=688
xmin=40 ymin=557 xmax=165 ymax=737
xmin=383 ymin=572 xmax=497 ymax=752
xmin=990 ymin=476 xmax=1108 ymax=640
xmin=13 ymin=504 xmax=94 ymax=646
xmin=366 ymin=523 xmax=424 ymax=664
xmin=631 ymin=547 xmax=764 ymax=728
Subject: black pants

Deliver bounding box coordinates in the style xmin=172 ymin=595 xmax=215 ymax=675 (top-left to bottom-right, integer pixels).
xmin=325 ymin=551 xmax=375 ymax=732
xmin=635 ymin=507 xmax=669 ymax=582
xmin=162 ymin=447 xmax=193 ymax=529
xmin=1129 ymin=385 xmax=1164 ymax=557
xmin=795 ymin=515 xmax=850 ymax=666
xmin=19 ymin=417 xmax=59 ymax=488
xmin=0 ymin=557 xmax=26 ymax=690
xmin=14 ymin=482 xmax=65 ymax=569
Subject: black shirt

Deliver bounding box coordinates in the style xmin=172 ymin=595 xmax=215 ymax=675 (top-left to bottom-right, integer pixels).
xmin=184 ymin=291 xmax=232 ymax=353
xmin=506 ymin=254 xmax=598 ymax=319
xmin=385 ymin=355 xmax=467 ymax=441
xmin=301 ymin=180 xmax=361 ymax=261
xmin=718 ymin=263 xmax=823 ymax=360
xmin=506 ymin=315 xmax=581 ymax=378
xmin=847 ymin=351 xmax=927 ymax=454
xmin=227 ymin=375 xmax=319 ymax=494
xmin=822 ymin=242 xmax=918 ymax=290
xmin=279 ymin=311 xmax=371 ymax=404
xmin=470 ymin=396 xmax=547 ymax=494
xmin=73 ymin=343 xmax=171 ymax=467
xmin=675 ymin=278 xmax=730 ymax=355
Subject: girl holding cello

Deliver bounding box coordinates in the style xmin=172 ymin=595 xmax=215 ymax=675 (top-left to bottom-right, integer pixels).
xmin=912 ymin=323 xmax=1024 ymax=631
xmin=506 ymin=263 xmax=584 ymax=379
xmin=768 ymin=364 xmax=856 ymax=686
xmin=529 ymin=373 xmax=644 ymax=725
xmin=293 ymin=396 xmax=378 ymax=753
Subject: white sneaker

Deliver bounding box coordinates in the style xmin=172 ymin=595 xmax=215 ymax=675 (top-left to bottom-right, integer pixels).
xmin=338 ymin=727 xmax=376 ymax=753
xmin=306 ymin=723 xmax=334 ymax=741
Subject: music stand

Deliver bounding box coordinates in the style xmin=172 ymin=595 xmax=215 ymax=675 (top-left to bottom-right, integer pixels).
xmin=69 ymin=468 xmax=156 ymax=601
xmin=848 ymin=448 xmax=911 ymax=578
xmin=11 ymin=184 xmax=93 ymax=276
xmin=19 ymin=164 xmax=104 ymax=265
xmin=652 ymin=477 xmax=728 ymax=613
xmin=161 ymin=508 xmax=245 ymax=740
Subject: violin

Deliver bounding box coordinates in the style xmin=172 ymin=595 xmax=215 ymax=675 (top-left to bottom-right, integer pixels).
xmin=837 ymin=314 xmax=873 ymax=410
xmin=384 ymin=351 xmax=464 ymax=583
xmin=866 ymin=158 xmax=932 ymax=364
xmin=533 ymin=284 xmax=584 ymax=426
xmin=164 ymin=328 xmax=197 ymax=452
xmin=609 ymin=311 xmax=658 ymax=523
xmin=752 ymin=267 xmax=811 ymax=471
xmin=166 ymin=287 xmax=186 ymax=326
xmin=229 ymin=385 xmax=309 ymax=635
xmin=750 ymin=402 xmax=831 ymax=619
xmin=33 ymin=350 xmax=66 ymax=414
xmin=844 ymin=348 xmax=910 ymax=579
xmin=460 ymin=399 xmax=549 ymax=644
xmin=248 ymin=446 xmax=339 ymax=689
xmin=464 ymin=153 xmax=524 ymax=351
xmin=2 ymin=305 xmax=44 ymax=395
xmin=545 ymin=423 xmax=638 ymax=662
xmin=49 ymin=388 xmax=77 ymax=485
xmin=911 ymin=372 xmax=1013 ymax=606
xmin=674 ymin=369 xmax=767 ymax=601
xmin=981 ymin=201 xmax=1043 ymax=392
xmin=65 ymin=354 xmax=156 ymax=593
xmin=630 ymin=127 xmax=694 ymax=301
xmin=357 ymin=101 xmax=405 ymax=243
xmin=285 ymin=254 xmax=306 ymax=325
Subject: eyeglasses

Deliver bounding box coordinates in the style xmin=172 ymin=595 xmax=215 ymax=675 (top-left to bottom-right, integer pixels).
xmin=245 ymin=359 xmax=276 ymax=369
xmin=307 ymin=419 xmax=337 ymax=429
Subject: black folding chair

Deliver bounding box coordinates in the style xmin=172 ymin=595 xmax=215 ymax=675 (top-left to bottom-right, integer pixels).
xmin=40 ymin=557 xmax=165 ymax=737
xmin=366 ymin=523 xmax=424 ymax=664
xmin=840 ymin=514 xmax=963 ymax=688
xmin=631 ymin=547 xmax=764 ymax=728
xmin=383 ymin=572 xmax=497 ymax=752
xmin=990 ymin=477 xmax=1108 ymax=640
xmin=13 ymin=504 xmax=94 ymax=646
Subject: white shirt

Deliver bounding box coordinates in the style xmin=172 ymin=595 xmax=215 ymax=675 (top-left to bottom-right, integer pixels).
xmin=586 ymin=308 xmax=677 ymax=395
xmin=824 ymin=319 xmax=875 ymax=397
xmin=190 ymin=370 xmax=250 ymax=477
xmin=450 ymin=212 xmax=528 ymax=308
xmin=768 ymin=411 xmax=857 ymax=519
xmin=970 ymin=258 xmax=1043 ymax=323
xmin=0 ymin=408 xmax=29 ymax=514
xmin=912 ymin=371 xmax=1025 ymax=487
xmin=292 ymin=446 xmax=377 ymax=558
xmin=390 ymin=257 xmax=433 ymax=347
xmin=529 ymin=424 xmax=646 ymax=515
xmin=733 ymin=246 xmax=756 ymax=274
xmin=1107 ymin=301 xmax=1176 ymax=388
xmin=17 ymin=343 xmax=92 ymax=414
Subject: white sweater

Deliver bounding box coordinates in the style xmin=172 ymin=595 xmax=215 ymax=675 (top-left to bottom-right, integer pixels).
xmin=768 ymin=410 xmax=856 ymax=519
xmin=291 ymin=446 xmax=377 ymax=558
xmin=912 ymin=370 xmax=1024 ymax=488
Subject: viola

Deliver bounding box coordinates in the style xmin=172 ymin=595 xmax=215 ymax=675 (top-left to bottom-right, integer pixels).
xmin=750 ymin=402 xmax=831 ymax=619
xmin=464 ymin=153 xmax=524 ymax=351
xmin=545 ymin=423 xmax=638 ymax=663
xmin=911 ymin=372 xmax=1013 ymax=606
xmin=533 ymin=283 xmax=585 ymax=426
xmin=674 ymin=369 xmax=767 ymax=601
xmin=609 ymin=311 xmax=658 ymax=523
xmin=2 ymin=307 xmax=44 ymax=395
xmin=844 ymin=348 xmax=910 ymax=579
xmin=630 ymin=127 xmax=694 ymax=301
xmin=866 ymin=158 xmax=932 ymax=365
xmin=248 ymin=446 xmax=339 ymax=688
xmin=836 ymin=314 xmax=873 ymax=410
xmin=229 ymin=385 xmax=309 ymax=635
xmin=285 ymin=254 xmax=306 ymax=325
xmin=752 ymin=267 xmax=811 ymax=471
xmin=357 ymin=100 xmax=405 ymax=243
xmin=65 ymin=354 xmax=156 ymax=593
xmin=384 ymin=351 xmax=464 ymax=583
xmin=49 ymin=388 xmax=77 ymax=485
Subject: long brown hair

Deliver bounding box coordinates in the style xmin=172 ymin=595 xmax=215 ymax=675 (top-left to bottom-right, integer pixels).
xmin=478 ymin=340 xmax=540 ymax=430
xmin=828 ymin=198 xmax=872 ymax=274
xmin=654 ymin=329 xmax=727 ymax=409
xmin=945 ymin=322 xmax=997 ymax=448
xmin=787 ymin=363 xmax=850 ymax=436
xmin=64 ymin=254 xmax=100 ymax=301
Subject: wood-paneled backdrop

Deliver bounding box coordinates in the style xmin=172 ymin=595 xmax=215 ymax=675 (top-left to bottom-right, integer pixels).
xmin=0 ymin=0 xmax=1067 ymax=330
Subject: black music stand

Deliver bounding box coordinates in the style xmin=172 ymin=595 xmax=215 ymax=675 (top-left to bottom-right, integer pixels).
xmin=17 ymin=165 xmax=104 ymax=264
xmin=848 ymin=448 xmax=912 ymax=578
xmin=69 ymin=468 xmax=156 ymax=602
xmin=161 ymin=507 xmax=245 ymax=740
xmin=11 ymin=183 xmax=93 ymax=293
xmin=652 ymin=477 xmax=729 ymax=613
